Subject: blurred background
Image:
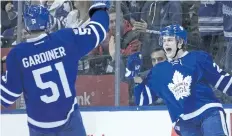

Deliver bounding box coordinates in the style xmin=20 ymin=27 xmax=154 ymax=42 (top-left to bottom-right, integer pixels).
xmin=1 ymin=0 xmax=232 ymax=110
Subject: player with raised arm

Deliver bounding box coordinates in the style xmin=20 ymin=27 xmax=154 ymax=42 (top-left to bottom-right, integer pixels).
xmin=127 ymin=25 xmax=232 ymax=136
xmin=0 ymin=1 xmax=110 ymax=136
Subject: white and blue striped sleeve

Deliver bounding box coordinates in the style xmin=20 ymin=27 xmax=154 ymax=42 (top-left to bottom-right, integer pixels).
xmin=134 ymin=83 xmax=155 ymax=106
xmin=201 ymin=52 xmax=232 ymax=95
xmin=1 ymin=50 xmax=22 ymax=107
xmin=134 ymin=71 xmax=158 ymax=106
xmin=71 ymin=10 xmax=109 ymax=57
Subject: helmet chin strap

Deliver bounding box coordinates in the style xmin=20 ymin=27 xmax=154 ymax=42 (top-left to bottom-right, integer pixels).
xmin=172 ymin=42 xmax=181 ymax=59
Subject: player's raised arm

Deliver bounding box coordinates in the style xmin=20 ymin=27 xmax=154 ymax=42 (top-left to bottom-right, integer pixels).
xmin=0 ymin=49 xmax=23 ymax=107
xmin=200 ymin=52 xmax=232 ymax=95
xmin=84 ymin=1 xmax=110 ymax=44
xmin=68 ymin=2 xmax=110 ymax=57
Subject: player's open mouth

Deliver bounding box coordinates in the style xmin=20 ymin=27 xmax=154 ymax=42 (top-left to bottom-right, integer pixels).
xmin=165 ymin=48 xmax=172 ymax=53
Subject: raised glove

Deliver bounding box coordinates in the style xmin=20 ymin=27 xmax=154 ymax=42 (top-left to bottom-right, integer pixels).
xmin=125 ymin=52 xmax=142 ymax=78
xmin=89 ymin=1 xmax=111 ymax=17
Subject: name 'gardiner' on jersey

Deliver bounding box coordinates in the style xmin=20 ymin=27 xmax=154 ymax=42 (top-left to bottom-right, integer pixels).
xmin=0 ymin=10 xmax=109 ymax=132
xmin=134 ymin=50 xmax=232 ymax=125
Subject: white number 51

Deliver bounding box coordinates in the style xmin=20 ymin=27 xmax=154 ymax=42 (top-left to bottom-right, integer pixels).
xmin=32 ymin=62 xmax=72 ymax=103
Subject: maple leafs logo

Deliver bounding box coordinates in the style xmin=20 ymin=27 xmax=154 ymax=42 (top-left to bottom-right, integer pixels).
xmin=168 ymin=70 xmax=192 ymax=100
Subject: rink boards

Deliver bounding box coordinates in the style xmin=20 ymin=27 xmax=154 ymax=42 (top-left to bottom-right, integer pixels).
xmin=1 ymin=106 xmax=232 ymax=136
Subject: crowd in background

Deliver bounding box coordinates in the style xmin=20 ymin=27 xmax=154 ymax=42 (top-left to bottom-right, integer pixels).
xmin=1 ymin=0 xmax=232 ymax=105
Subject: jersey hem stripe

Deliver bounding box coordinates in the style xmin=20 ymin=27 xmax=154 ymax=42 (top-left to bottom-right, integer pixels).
xmin=180 ymin=103 xmax=223 ymax=120
xmin=27 ymin=98 xmax=77 ymax=128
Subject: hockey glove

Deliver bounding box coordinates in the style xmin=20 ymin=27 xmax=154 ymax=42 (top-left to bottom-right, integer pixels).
xmin=125 ymin=52 xmax=142 ymax=79
xmin=89 ymin=1 xmax=111 ymax=17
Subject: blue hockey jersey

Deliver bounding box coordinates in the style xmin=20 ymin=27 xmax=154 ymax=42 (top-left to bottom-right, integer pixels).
xmin=134 ymin=51 xmax=232 ymax=125
xmin=0 ymin=10 xmax=109 ymax=132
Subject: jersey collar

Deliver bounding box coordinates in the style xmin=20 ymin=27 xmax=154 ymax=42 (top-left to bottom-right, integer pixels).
xmin=26 ymin=33 xmax=48 ymax=43
xmin=168 ymin=51 xmax=189 ymax=62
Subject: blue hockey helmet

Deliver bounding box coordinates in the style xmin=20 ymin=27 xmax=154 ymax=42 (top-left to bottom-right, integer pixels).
xmin=159 ymin=24 xmax=187 ymax=46
xmin=24 ymin=5 xmax=50 ymax=31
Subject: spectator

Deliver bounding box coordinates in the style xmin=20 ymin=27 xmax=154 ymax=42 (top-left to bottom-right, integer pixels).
xmin=1 ymin=1 xmax=17 ymax=34
xmin=121 ymin=30 xmax=141 ymax=56
xmin=221 ymin=1 xmax=232 ymax=74
xmin=108 ymin=4 xmax=132 ymax=39
xmin=108 ymin=30 xmax=141 ymax=79
xmin=181 ymin=1 xmax=201 ymax=50
xmin=107 ymin=5 xmax=142 ymax=80
xmin=49 ymin=0 xmax=73 ymax=28
xmin=108 ymin=5 xmax=130 ymax=60
xmin=108 ymin=5 xmax=140 ymax=57
xmin=1 ymin=1 xmax=18 ymax=48
xmin=198 ymin=1 xmax=225 ymax=68
xmin=71 ymin=1 xmax=92 ymax=28
xmin=122 ymin=1 xmax=146 ymax=22
xmin=65 ymin=1 xmax=82 ymax=28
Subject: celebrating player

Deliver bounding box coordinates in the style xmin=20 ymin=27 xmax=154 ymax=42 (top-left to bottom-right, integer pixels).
xmin=0 ymin=1 xmax=109 ymax=136
xmin=128 ymin=24 xmax=232 ymax=136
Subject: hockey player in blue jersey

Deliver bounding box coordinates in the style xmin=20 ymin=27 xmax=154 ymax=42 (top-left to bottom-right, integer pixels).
xmin=0 ymin=1 xmax=109 ymax=136
xmin=127 ymin=24 xmax=232 ymax=136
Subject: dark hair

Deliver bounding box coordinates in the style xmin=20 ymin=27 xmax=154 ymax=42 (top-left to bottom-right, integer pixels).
xmin=109 ymin=6 xmax=116 ymax=14
xmin=109 ymin=3 xmax=130 ymax=22
xmin=150 ymin=47 xmax=164 ymax=55
xmin=121 ymin=2 xmax=130 ymax=22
